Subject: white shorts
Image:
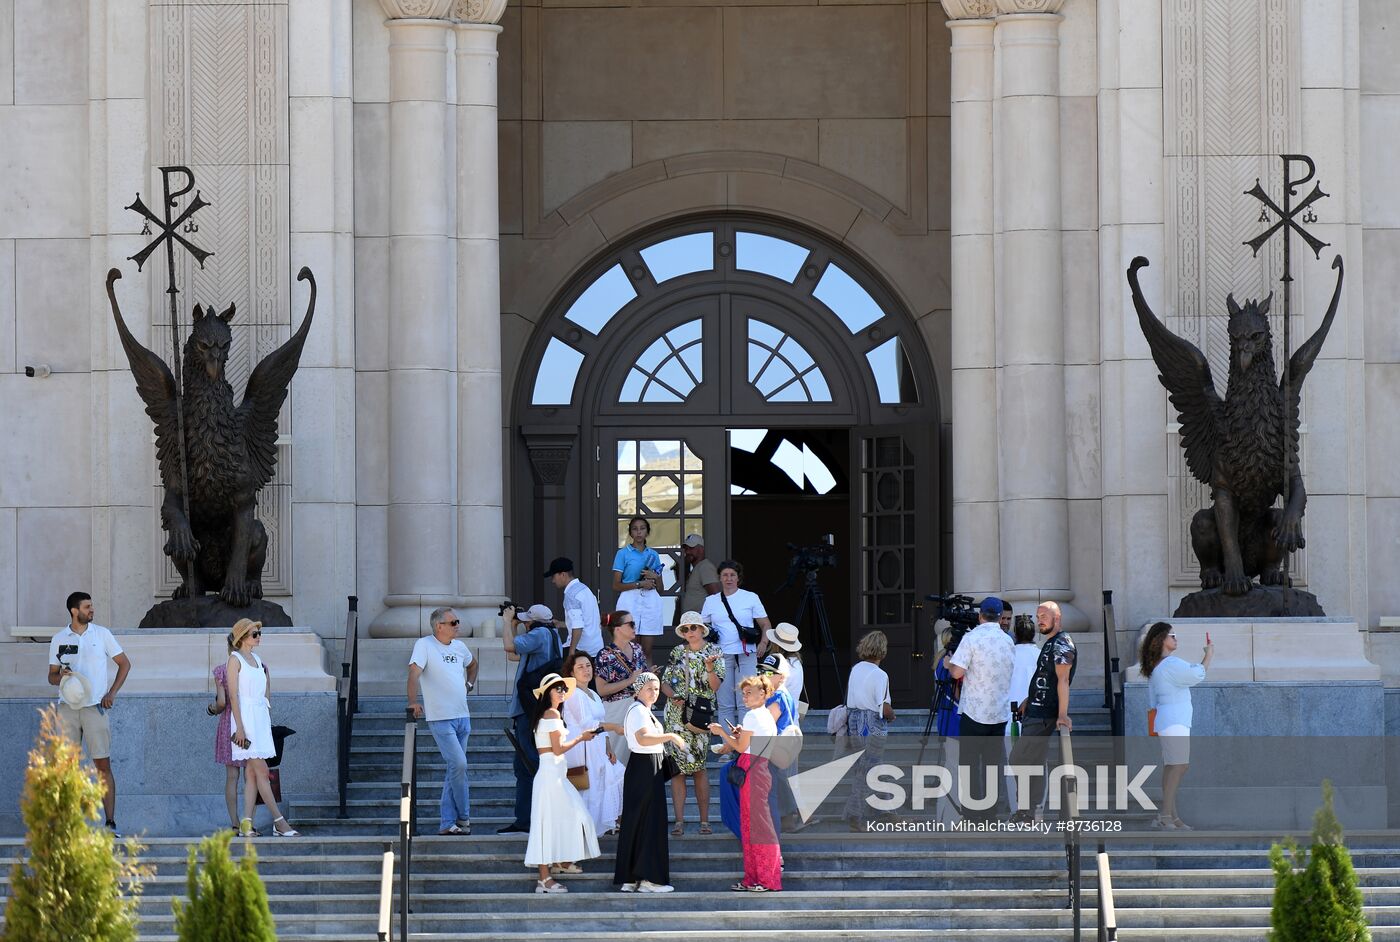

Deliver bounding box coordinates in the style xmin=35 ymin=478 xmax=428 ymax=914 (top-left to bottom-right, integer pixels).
xmin=1157 ymin=724 xmax=1190 ymax=765
xmin=618 ymin=587 xmax=663 ymax=635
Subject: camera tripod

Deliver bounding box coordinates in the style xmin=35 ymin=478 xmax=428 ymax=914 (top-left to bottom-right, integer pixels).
xmin=791 ymin=568 xmax=845 ymax=707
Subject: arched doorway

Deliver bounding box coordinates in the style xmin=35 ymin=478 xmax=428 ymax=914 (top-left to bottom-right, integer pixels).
xmin=512 ymin=216 xmax=941 ymax=706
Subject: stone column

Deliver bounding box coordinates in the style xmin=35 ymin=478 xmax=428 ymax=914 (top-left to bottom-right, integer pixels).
xmin=452 ymin=1 xmax=507 ymax=630
xmin=941 ymin=3 xmax=1001 ymax=598
xmin=371 ymin=0 xmax=462 ymax=638
xmin=993 ymin=2 xmax=1084 ymax=627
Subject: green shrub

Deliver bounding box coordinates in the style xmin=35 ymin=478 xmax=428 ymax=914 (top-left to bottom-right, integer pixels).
xmin=1269 ymin=780 xmax=1371 ymax=942
xmin=172 ymin=830 xmax=277 ymax=941
xmin=2 ymin=706 xmax=147 ymax=942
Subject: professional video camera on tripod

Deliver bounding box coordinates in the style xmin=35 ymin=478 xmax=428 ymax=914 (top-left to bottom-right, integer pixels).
xmin=920 ymin=593 xmax=980 ymax=744
xmin=775 ymin=535 xmax=843 ymax=706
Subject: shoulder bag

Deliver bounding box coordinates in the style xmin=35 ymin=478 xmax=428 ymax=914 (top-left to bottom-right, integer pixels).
xmin=515 ymin=626 xmax=563 ymax=709
xmin=566 ymin=765 xmax=590 ymax=790
xmin=719 ymin=592 xmax=762 ymax=649
xmin=680 ymin=656 xmax=716 ymax=733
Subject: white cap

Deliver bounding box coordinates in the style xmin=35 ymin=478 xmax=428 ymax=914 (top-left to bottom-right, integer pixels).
xmin=527 ymin=603 xmax=553 ymax=623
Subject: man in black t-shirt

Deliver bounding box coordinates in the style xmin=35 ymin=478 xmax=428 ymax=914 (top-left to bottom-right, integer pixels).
xmin=1008 ymin=601 xmax=1076 ymax=823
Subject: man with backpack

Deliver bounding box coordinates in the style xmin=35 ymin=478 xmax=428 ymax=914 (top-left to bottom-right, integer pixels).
xmin=500 ymin=603 xmax=566 ymax=833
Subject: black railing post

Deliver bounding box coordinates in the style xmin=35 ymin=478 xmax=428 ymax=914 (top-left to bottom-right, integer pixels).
xmin=1101 ymin=590 xmax=1113 ymax=710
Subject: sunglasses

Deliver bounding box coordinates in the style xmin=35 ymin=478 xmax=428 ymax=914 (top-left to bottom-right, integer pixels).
xmin=1167 ymin=633 xmax=1177 ymax=639
xmin=444 ymin=619 xmax=461 ymax=627
xmin=250 ymin=631 xmax=262 ymax=639
xmin=681 ymin=624 xmax=702 ymax=632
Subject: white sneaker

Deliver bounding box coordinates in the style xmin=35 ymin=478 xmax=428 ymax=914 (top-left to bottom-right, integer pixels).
xmin=619 ymin=882 xmax=637 ymax=893
xmin=637 ymin=880 xmax=674 ymax=893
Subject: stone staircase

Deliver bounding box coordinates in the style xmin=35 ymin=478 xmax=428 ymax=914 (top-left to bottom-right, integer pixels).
xmin=3 ymin=694 xmax=1400 ymax=939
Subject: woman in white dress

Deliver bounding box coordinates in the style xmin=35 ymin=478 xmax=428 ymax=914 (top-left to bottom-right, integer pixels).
xmin=525 ymin=672 xmax=602 ymax=893
xmin=227 ymin=618 xmax=298 ymax=837
xmin=560 ymin=652 xmax=626 ymax=836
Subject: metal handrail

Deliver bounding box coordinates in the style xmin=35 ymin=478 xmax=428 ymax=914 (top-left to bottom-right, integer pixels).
xmin=1102 ymin=591 xmax=1125 ymax=739
xmin=337 ymin=595 xmax=360 ymax=818
xmin=397 ymin=715 xmax=418 ymax=942
xmin=376 ymin=844 xmax=395 ymax=941
xmin=1059 ymin=727 xmax=1082 ymax=941
xmin=1096 ymin=841 xmax=1118 ymax=941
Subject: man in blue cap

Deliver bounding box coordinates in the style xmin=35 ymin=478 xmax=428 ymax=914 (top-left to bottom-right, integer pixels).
xmin=943 ymin=597 xmax=1015 ymax=821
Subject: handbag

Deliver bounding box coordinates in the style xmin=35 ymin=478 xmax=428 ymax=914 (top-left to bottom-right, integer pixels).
xmin=826 ymin=703 xmax=849 ymax=736
xmin=719 ymin=593 xmax=761 ymax=648
xmin=681 ymin=658 xmax=716 ymax=733
xmin=725 ymin=759 xmax=747 ymax=788
xmin=566 ymin=765 xmax=590 ymax=790
xmin=661 ymin=752 xmax=683 ymax=781
xmin=1147 ymin=708 xmax=1158 ymax=737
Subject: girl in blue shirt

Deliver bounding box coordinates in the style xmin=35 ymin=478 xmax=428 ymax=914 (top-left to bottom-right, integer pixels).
xmin=612 ymin=516 xmax=665 ymax=663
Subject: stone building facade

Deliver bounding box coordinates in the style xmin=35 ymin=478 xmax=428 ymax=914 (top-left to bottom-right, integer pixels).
xmin=0 ymin=0 xmax=1397 ymax=702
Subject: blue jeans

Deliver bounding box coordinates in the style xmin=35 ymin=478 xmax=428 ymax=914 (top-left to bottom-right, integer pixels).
xmin=510 ymin=712 xmax=538 ymax=829
xmin=428 ymin=715 xmax=472 ymax=832
xmin=718 ymin=652 xmax=758 ymax=729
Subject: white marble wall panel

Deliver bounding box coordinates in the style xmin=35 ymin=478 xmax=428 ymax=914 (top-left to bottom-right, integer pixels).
xmin=352 ymin=0 xmax=390 ymax=104
xmin=355 ymin=504 xmax=389 ymax=629
xmin=1057 ymin=0 xmax=1095 ymax=99
xmin=1367 ymin=499 xmax=1400 ymax=618
xmin=0 ymin=0 xmax=12 ymax=106
xmin=0 ymin=107 xmax=87 ymax=239
xmin=1367 ymin=364 xmax=1400 ymax=498
xmin=354 ymin=236 xmax=389 ymax=372
xmin=355 ymin=368 xmax=389 ymax=506
xmin=96 ymin=506 xmax=157 ymax=629
xmin=0 ymin=374 xmax=90 ymax=508
xmin=292 ymin=232 xmax=355 ymax=371
xmin=17 ymin=507 xmax=90 ymax=626
xmin=291 ymin=367 xmax=355 ymax=504
xmin=14 ymin=0 xmax=85 ymax=105
xmin=91 ymin=371 xmax=152 ymax=509
xmin=1067 ymin=498 xmax=1102 ymax=621
xmin=291 ymin=502 xmax=355 ymax=638
xmin=101 ymin=0 xmax=147 ymax=102
xmin=0 ymin=240 xmax=13 ymax=373
xmin=15 ymin=239 xmax=89 ymax=374
xmin=540 ymin=121 xmax=631 ymax=216
xmin=0 ymin=509 xmax=15 ymax=635
xmin=1064 ymin=363 xmax=1100 ymax=500
xmin=291 ymin=99 xmax=340 ymax=237
xmin=353 ymin=103 xmax=390 ymax=237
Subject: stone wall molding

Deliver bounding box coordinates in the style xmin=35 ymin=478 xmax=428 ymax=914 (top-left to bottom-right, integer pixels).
xmin=452 ymin=0 xmax=507 ymax=26
xmin=378 ymin=0 xmax=455 ymax=20
xmin=941 ymin=0 xmax=1063 ymax=19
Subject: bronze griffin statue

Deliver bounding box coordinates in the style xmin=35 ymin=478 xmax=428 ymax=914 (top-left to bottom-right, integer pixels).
xmin=1127 ymin=254 xmax=1343 ymax=617
xmin=105 ymin=266 xmax=317 ymax=627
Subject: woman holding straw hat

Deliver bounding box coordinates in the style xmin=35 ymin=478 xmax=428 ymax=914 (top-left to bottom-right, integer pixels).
xmin=525 ymin=672 xmax=601 ymax=893
xmin=227 ymin=618 xmax=298 ymax=837
xmin=614 ymin=671 xmax=686 ymax=893
xmin=660 ymin=610 xmax=723 ymax=836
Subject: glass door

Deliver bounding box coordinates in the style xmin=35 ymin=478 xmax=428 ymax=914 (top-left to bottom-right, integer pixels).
xmin=595 ymin=428 xmax=728 ymax=626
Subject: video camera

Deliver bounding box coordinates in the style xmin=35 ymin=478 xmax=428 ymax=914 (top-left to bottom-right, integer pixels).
xmin=925 ymin=593 xmax=979 ymax=652
xmin=786 ymin=536 xmax=837 ymax=574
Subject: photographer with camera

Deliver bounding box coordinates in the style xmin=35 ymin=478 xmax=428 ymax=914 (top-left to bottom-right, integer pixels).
xmin=501 ymin=602 xmax=568 ymax=834
xmin=943 ymin=597 xmax=1015 ymax=823
xmin=47 ymin=591 xmax=131 ymax=836
xmin=701 ymin=560 xmax=772 ymax=729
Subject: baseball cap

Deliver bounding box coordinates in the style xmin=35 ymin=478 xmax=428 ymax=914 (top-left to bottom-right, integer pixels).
xmin=527 ymin=603 xmax=553 ymax=623
xmin=979 ymin=597 xmax=1004 ymax=617
xmin=757 ymin=652 xmax=789 ymax=675
xmin=682 ymin=534 xmax=704 ymax=548
xmin=541 ymin=556 xmax=574 ymax=578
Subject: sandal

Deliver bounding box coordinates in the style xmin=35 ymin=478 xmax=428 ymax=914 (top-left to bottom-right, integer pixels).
xmin=698 ymin=822 xmax=713 ymax=835
xmin=535 ymin=878 xmax=568 ymax=894
xmin=671 ymin=821 xmax=685 ymax=837
xmin=730 ymin=882 xmax=753 ymax=892
xmin=551 ymin=863 xmax=582 ymax=874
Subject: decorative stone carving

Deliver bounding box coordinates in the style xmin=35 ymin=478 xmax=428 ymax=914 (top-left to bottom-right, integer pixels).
xmin=150 ymin=3 xmax=293 ymax=601
xmin=940 ymin=0 xmax=998 ymax=18
xmin=1163 ymin=0 xmax=1300 ymax=587
xmin=527 ymin=446 xmax=573 ymax=487
xmin=378 ymin=0 xmax=454 ymax=19
xmin=995 ymin=0 xmax=1064 ymax=13
xmin=451 ymin=0 xmax=506 ymax=26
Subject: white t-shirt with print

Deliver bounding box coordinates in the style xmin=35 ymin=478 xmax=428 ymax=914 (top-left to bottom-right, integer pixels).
xmin=48 ymin=624 xmax=122 ymax=709
xmin=409 ymin=636 xmax=474 ymax=722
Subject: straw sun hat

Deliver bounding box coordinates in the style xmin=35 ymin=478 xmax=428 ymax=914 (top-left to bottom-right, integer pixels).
xmin=532 ymin=672 xmax=576 ymax=700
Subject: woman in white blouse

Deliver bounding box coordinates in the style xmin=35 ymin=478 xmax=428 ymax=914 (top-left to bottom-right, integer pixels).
xmin=841 ymin=630 xmax=894 ymax=831
xmin=612 ymin=672 xmax=686 ymax=893
xmin=701 ymin=560 xmax=772 ymax=729
xmin=709 ymin=675 xmax=782 ymax=892
xmin=1139 ymin=621 xmax=1213 ymax=830
xmin=560 ymin=652 xmax=625 ymax=836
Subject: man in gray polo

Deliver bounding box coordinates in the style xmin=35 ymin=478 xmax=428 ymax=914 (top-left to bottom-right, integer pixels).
xmin=408 ymin=607 xmax=479 ymax=835
xmin=47 ymin=591 xmax=132 ymax=836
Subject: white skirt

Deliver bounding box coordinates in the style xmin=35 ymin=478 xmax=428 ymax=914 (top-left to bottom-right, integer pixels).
xmin=524 ymin=752 xmax=601 ymax=866
xmin=232 ymin=697 xmax=275 ymax=761
xmin=618 ymin=587 xmax=663 ymax=635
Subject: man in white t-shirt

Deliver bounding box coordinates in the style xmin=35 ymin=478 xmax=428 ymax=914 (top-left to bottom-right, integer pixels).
xmin=47 ymin=591 xmax=132 ymax=836
xmin=408 ymin=607 xmax=479 ymax=835
xmin=545 ymin=556 xmax=603 ymax=657
xmin=945 ymin=597 xmax=1015 ymax=821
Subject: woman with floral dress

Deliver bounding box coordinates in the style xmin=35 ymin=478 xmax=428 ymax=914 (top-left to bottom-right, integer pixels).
xmin=660 ymin=610 xmax=723 ymax=836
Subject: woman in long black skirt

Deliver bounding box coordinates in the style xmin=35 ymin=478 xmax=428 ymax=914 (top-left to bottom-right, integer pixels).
xmin=613 ymin=671 xmax=686 ymax=893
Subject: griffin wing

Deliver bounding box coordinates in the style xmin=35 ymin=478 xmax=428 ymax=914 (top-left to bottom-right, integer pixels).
xmin=106 ymin=269 xmax=184 ymax=489
xmin=239 ymin=267 xmax=317 ymax=490
xmin=1127 ymin=257 xmax=1224 ymax=486
xmin=1281 ymin=255 xmax=1344 ymax=472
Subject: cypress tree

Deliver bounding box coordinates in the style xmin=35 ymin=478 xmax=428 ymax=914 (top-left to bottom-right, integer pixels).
xmin=2 ymin=707 xmax=147 ymax=942
xmin=172 ymin=830 xmax=278 ymax=941
xmin=1269 ymin=780 xmax=1371 ymax=942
